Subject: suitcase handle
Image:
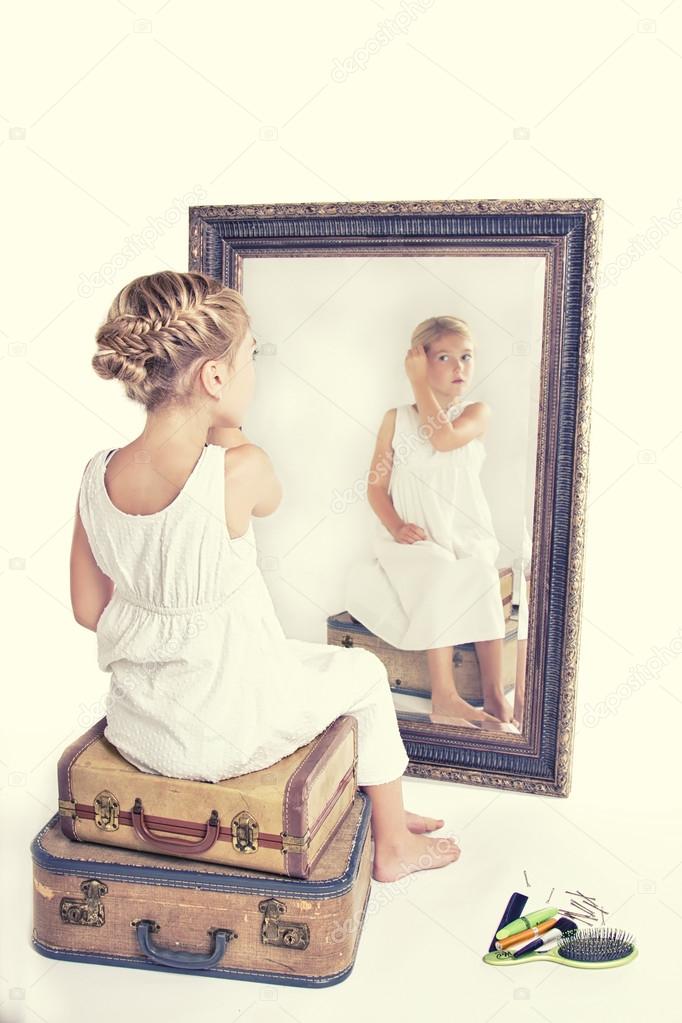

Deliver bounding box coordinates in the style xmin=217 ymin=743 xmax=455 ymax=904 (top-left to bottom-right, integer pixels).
xmin=133 ymin=919 xmax=237 ymax=969
xmin=131 ymin=798 xmax=221 ymax=854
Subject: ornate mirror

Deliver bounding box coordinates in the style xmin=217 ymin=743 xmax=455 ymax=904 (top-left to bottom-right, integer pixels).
xmin=189 ymin=198 xmax=603 ymax=796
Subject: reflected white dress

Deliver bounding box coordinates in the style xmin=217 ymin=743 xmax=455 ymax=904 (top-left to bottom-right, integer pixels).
xmin=78 ymin=443 xmax=409 ymax=786
xmin=343 ymin=400 xmax=506 ymax=650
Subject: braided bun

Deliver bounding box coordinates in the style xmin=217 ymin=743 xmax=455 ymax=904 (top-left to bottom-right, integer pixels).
xmin=91 ymin=271 xmax=250 ymax=412
xmin=410 ymin=315 xmax=473 ymax=352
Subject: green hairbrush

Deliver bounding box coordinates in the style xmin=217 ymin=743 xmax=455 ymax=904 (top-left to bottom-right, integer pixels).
xmin=482 ymin=926 xmax=638 ymax=970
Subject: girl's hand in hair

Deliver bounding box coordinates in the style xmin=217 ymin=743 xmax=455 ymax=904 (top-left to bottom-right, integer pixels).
xmin=405 ymin=342 xmax=429 ymax=386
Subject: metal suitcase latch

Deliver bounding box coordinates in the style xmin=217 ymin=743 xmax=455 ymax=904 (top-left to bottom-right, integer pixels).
xmin=60 ymin=878 xmax=108 ymax=926
xmin=94 ymin=790 xmax=120 ymax=831
xmin=259 ymin=898 xmax=310 ymax=950
xmin=231 ymin=811 xmax=259 ymax=853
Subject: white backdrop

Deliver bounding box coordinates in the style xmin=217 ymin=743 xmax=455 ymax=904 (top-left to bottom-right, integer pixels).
xmin=2 ymin=2 xmax=681 ymax=1020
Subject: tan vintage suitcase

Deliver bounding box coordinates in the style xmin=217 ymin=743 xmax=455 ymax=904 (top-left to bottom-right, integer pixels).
xmin=327 ymin=609 xmax=518 ymax=704
xmin=58 ymin=714 xmax=357 ymax=878
xmin=31 ymin=791 xmax=372 ymax=988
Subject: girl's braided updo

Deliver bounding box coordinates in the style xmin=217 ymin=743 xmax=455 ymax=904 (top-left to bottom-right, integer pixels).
xmin=410 ymin=315 xmax=472 ymax=351
xmin=92 ymin=271 xmax=251 ymax=413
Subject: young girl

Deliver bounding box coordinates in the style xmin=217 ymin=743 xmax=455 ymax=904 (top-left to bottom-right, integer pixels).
xmin=343 ymin=316 xmax=518 ymax=731
xmin=69 ymin=270 xmax=460 ymax=883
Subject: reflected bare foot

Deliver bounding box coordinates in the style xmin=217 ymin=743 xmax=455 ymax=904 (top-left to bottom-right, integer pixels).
xmin=431 ymin=692 xmax=506 ymax=728
xmin=429 ymin=713 xmax=478 ymax=727
xmin=405 ymin=810 xmax=444 ymax=833
xmin=472 ymin=718 xmax=519 ymax=733
xmin=513 ymin=695 xmax=524 ymax=729
xmin=483 ymin=692 xmax=520 ymax=729
xmin=373 ymin=831 xmax=461 ymax=882
xmin=489 ymin=721 xmax=521 ymax=733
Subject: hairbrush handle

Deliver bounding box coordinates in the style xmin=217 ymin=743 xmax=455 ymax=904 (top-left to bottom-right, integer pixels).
xmin=483 ymin=925 xmax=639 ymax=970
xmin=482 ymin=945 xmax=638 ymax=969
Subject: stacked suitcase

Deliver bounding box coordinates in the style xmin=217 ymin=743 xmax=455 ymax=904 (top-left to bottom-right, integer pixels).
xmin=30 ymin=712 xmax=374 ymax=988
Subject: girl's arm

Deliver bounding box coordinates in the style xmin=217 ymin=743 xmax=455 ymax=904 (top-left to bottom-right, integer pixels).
xmin=223 ymin=444 xmax=283 ymax=533
xmin=412 ymin=379 xmax=491 ymax=452
xmin=211 ymin=429 xmax=282 ymax=519
xmin=367 ymin=409 xmax=404 ymax=539
xmin=70 ymin=495 xmax=113 ymax=632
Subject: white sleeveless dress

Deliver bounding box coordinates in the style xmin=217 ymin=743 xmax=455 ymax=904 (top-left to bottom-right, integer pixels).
xmin=78 ymin=443 xmax=409 ymax=786
xmin=343 ymin=400 xmax=506 ymax=650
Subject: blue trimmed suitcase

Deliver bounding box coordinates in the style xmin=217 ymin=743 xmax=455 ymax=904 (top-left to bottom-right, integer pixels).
xmin=30 ymin=791 xmax=372 ymax=988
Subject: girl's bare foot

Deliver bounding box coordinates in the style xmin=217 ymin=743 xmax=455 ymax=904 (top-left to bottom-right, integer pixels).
xmin=483 ymin=692 xmax=519 ymax=729
xmin=373 ymin=831 xmax=461 ymax=882
xmin=430 ymin=692 xmax=509 ymax=729
xmin=405 ymin=810 xmax=444 ymax=833
xmin=429 ymin=713 xmax=478 ymax=727
xmin=513 ymin=693 xmax=524 ymax=729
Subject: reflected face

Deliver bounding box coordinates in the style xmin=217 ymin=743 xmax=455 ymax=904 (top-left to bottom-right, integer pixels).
xmin=425 ymin=331 xmax=475 ymax=399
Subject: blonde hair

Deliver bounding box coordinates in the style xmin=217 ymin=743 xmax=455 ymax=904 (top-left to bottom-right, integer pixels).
xmin=91 ymin=270 xmax=251 ymax=412
xmin=410 ymin=315 xmax=473 ymax=351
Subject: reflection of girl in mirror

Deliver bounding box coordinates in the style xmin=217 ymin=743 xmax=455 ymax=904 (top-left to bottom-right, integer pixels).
xmin=344 ymin=315 xmax=518 ymax=731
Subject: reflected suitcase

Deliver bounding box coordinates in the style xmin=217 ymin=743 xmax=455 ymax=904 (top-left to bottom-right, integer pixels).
xmin=327 ymin=609 xmax=518 ymax=704
xmin=31 ymin=791 xmax=372 ymax=988
xmin=58 ymin=714 xmax=357 ymax=878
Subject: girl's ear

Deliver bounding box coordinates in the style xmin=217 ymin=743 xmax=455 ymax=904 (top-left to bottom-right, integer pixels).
xmin=198 ymin=357 xmax=227 ymax=397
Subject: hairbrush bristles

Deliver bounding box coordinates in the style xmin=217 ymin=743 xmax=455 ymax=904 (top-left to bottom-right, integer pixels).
xmin=557 ymin=926 xmax=636 ymax=963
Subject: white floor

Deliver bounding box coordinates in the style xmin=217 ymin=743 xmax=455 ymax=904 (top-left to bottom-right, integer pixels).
xmin=5 ymin=701 xmax=681 ymax=1023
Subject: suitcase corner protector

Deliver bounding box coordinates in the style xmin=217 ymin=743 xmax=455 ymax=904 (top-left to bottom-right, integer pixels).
xmin=58 ymin=799 xmax=77 ymax=819
xmin=280 ymin=830 xmax=311 ymax=853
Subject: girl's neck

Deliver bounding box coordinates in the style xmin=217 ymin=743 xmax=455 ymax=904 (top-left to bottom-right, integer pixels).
xmin=411 ymin=397 xmax=465 ymax=418
xmin=436 ymin=393 xmax=466 ymax=414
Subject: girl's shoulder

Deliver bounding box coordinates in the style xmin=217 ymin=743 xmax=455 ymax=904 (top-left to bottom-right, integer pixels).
xmin=390 ymin=403 xmax=414 ymax=428
xmin=379 ymin=404 xmax=408 ymax=431
xmin=376 ymin=405 xmax=409 ymax=452
xmin=452 ymin=399 xmax=490 ymax=422
xmin=80 ymin=448 xmax=109 ymax=484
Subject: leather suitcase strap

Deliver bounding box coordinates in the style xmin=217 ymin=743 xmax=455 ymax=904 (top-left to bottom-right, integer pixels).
xmin=59 ymin=761 xmax=356 ymax=857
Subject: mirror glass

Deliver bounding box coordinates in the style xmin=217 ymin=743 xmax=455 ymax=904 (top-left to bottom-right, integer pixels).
xmin=241 ymin=253 xmax=544 ymax=738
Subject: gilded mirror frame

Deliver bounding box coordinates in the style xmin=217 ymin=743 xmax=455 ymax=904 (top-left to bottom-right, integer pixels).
xmin=188 ymin=197 xmax=604 ymax=797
